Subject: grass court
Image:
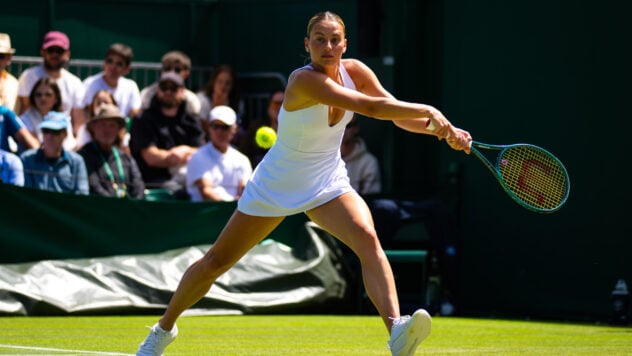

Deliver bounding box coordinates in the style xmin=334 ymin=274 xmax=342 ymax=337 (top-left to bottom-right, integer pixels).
xmin=1 ymin=315 xmax=631 ymax=355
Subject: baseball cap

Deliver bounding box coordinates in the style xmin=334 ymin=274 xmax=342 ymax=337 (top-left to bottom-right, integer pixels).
xmin=159 ymin=72 xmax=184 ymax=87
xmin=209 ymin=105 xmax=237 ymax=126
xmin=90 ymin=103 xmax=126 ymax=127
xmin=39 ymin=111 xmax=69 ymax=131
xmin=42 ymin=31 xmax=70 ymax=50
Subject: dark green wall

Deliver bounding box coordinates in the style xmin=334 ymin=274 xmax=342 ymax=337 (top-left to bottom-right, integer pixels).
xmin=440 ymin=0 xmax=632 ymax=320
xmin=2 ymin=0 xmax=357 ymax=76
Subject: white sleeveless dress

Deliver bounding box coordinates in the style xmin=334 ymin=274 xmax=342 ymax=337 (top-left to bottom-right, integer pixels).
xmin=238 ymin=64 xmax=356 ymax=216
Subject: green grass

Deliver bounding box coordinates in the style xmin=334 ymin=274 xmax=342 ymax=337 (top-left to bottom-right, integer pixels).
xmin=0 ymin=315 xmax=630 ymax=355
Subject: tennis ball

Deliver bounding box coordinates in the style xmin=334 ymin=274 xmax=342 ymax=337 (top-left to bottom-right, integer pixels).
xmin=255 ymin=126 xmax=277 ymax=149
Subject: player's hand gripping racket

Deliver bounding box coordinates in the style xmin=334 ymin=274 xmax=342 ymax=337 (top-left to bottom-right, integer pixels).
xmin=427 ymin=122 xmax=570 ymax=213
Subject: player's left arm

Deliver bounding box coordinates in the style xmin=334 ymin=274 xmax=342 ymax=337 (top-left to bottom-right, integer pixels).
xmin=345 ymin=59 xmax=470 ymax=149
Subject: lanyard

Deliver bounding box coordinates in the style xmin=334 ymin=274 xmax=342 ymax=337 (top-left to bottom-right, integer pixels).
xmin=94 ymin=142 xmax=126 ymax=197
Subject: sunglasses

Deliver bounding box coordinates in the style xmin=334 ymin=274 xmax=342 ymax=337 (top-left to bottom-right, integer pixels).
xmin=0 ymin=53 xmax=10 ymax=60
xmin=163 ymin=66 xmax=185 ymax=73
xmin=45 ymin=47 xmax=66 ymax=55
xmin=210 ymin=123 xmax=231 ymax=131
xmin=105 ymin=57 xmax=126 ymax=68
xmin=158 ymin=83 xmax=180 ymax=92
xmin=35 ymin=91 xmax=54 ymax=98
xmin=42 ymin=128 xmax=64 ymax=135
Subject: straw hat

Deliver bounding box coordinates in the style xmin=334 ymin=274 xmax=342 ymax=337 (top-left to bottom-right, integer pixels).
xmin=0 ymin=33 xmax=16 ymax=54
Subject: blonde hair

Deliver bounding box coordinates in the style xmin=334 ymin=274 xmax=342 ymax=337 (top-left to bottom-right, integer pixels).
xmin=306 ymin=11 xmax=345 ymax=38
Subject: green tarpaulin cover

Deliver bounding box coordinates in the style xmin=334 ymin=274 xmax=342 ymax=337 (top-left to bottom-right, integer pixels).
xmin=0 ymin=184 xmax=349 ymax=315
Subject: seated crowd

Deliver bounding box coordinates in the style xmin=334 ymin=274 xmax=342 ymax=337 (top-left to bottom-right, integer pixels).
xmin=0 ymin=30 xmax=276 ymax=201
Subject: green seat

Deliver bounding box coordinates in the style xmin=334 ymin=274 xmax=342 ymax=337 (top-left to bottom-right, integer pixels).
xmin=385 ymin=249 xmax=428 ymax=262
xmin=384 ymin=221 xmax=431 ymax=312
xmin=144 ymin=188 xmax=175 ymax=202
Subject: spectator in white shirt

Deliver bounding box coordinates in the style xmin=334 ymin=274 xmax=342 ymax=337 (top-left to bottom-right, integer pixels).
xmin=77 ymin=43 xmax=141 ymax=149
xmin=16 ymin=31 xmax=85 ymax=135
xmin=186 ymin=105 xmax=252 ymax=202
xmin=82 ymin=43 xmax=141 ymax=119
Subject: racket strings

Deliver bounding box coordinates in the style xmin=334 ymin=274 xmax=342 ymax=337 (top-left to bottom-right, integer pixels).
xmin=498 ymin=146 xmax=569 ymax=210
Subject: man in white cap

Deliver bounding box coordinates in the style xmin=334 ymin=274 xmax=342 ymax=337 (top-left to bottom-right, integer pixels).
xmin=20 ymin=111 xmax=88 ymax=194
xmin=0 ymin=33 xmax=18 ymax=111
xmin=16 ymin=31 xmax=85 ymax=136
xmin=186 ymin=105 xmax=252 ymax=202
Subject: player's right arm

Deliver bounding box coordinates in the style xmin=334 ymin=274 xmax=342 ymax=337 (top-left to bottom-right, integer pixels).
xmin=284 ymin=60 xmax=452 ymax=137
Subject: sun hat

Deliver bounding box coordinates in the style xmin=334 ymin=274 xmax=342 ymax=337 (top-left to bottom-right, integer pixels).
xmin=90 ymin=103 xmax=126 ymax=127
xmin=0 ymin=33 xmax=16 ymax=54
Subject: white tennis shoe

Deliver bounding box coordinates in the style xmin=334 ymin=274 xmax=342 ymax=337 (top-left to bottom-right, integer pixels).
xmin=137 ymin=323 xmax=178 ymax=356
xmin=387 ymin=309 xmax=432 ymax=356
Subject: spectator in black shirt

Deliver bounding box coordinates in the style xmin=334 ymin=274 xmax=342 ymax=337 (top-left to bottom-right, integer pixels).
xmin=130 ymin=72 xmax=205 ymax=199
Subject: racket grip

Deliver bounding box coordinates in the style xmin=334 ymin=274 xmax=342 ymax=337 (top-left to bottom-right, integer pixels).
xmin=426 ymin=120 xmax=472 ymax=148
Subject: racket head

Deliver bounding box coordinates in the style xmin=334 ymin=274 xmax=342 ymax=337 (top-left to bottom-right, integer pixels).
xmin=472 ymin=142 xmax=570 ymax=213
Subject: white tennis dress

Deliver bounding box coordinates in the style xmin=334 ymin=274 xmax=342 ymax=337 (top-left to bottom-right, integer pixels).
xmin=238 ymin=64 xmax=356 ymax=216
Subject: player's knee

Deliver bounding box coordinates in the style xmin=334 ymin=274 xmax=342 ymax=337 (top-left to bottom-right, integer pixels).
xmin=353 ymin=226 xmax=383 ymax=259
xmin=199 ymin=252 xmax=233 ymax=278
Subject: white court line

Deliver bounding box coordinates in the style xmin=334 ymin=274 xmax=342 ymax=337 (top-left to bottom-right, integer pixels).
xmin=0 ymin=343 xmax=132 ymax=355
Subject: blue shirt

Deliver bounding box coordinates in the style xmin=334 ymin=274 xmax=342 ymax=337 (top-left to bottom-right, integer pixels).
xmin=20 ymin=148 xmax=89 ymax=195
xmin=0 ymin=149 xmax=24 ymax=186
xmin=0 ymin=105 xmax=25 ymax=152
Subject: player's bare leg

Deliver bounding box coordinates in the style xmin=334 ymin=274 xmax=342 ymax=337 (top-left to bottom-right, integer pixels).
xmin=306 ymin=192 xmax=400 ymax=329
xmin=161 ymin=211 xmax=284 ymax=329
xmin=137 ymin=211 xmax=284 ymax=355
xmin=306 ymin=192 xmax=431 ymax=356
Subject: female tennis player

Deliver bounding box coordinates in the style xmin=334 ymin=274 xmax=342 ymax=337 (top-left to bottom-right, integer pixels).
xmin=137 ymin=11 xmax=471 ymax=356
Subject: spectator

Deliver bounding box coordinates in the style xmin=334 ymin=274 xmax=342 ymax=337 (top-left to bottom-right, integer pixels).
xmin=139 ymin=50 xmax=200 ymax=118
xmin=17 ymin=31 xmax=85 ymax=135
xmin=86 ymin=89 xmax=117 ymax=116
xmin=82 ymin=43 xmax=141 ymax=119
xmin=21 ymin=111 xmax=88 ymax=194
xmin=0 ymin=148 xmax=24 ymax=186
xmin=76 ymin=89 xmax=127 ymax=151
xmin=238 ymin=89 xmax=283 ymax=167
xmin=20 ymin=77 xmax=77 ymax=151
xmin=0 ymin=33 xmax=18 ymax=111
xmin=78 ymin=43 xmax=141 ymax=150
xmin=186 ymin=105 xmax=252 ymax=202
xmin=130 ymin=72 xmax=205 ymax=199
xmin=340 ymin=115 xmax=381 ymax=195
xmin=78 ymin=104 xmax=144 ymax=199
xmin=0 ymin=105 xmax=39 ymax=153
xmin=197 ymin=64 xmax=244 ymax=138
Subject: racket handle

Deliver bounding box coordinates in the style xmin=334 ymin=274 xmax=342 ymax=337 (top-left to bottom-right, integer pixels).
xmin=425 ymin=120 xmax=472 ymax=148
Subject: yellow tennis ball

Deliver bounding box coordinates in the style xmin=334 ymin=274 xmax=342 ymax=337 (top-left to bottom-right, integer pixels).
xmin=255 ymin=126 xmax=277 ymax=149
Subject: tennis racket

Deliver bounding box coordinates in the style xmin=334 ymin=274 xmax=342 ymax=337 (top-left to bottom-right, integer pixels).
xmin=427 ymin=122 xmax=570 ymax=213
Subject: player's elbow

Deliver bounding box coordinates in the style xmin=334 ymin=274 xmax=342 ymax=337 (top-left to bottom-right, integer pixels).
xmin=360 ymin=99 xmax=392 ymax=120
